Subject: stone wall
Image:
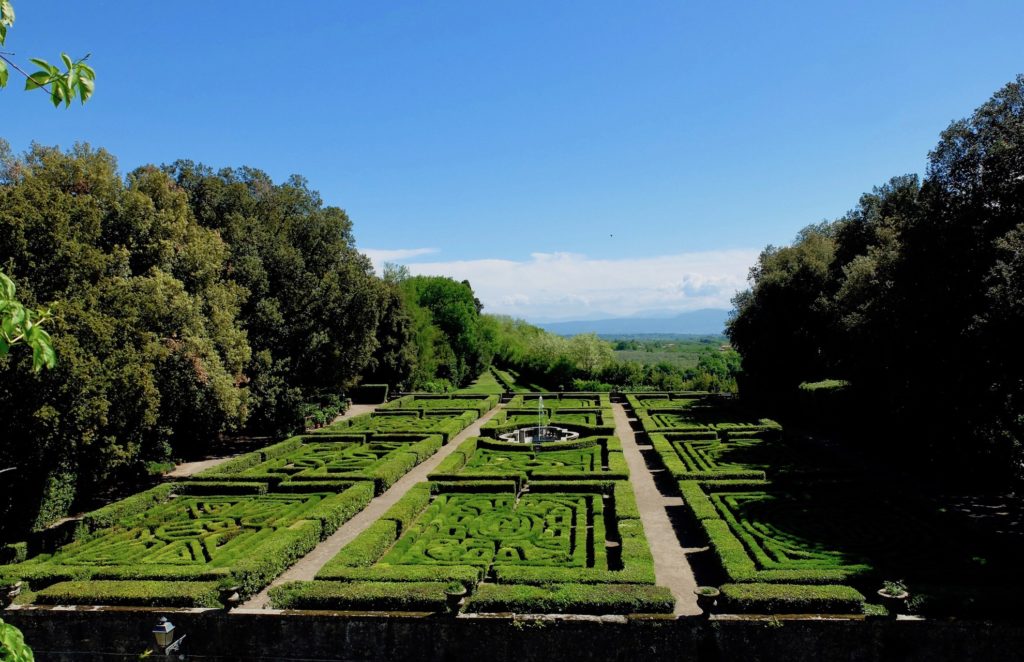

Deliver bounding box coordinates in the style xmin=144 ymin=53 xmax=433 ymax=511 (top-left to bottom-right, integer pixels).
xmin=4 ymin=607 xmax=1023 ymax=661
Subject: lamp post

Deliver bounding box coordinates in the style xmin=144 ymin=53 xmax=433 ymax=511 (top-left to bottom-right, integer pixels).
xmin=152 ymin=617 xmax=186 ymax=656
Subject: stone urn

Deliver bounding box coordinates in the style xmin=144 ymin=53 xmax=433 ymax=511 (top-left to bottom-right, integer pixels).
xmin=695 ymin=586 xmax=720 ymax=615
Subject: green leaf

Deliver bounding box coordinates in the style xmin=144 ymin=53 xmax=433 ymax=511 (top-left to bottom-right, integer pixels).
xmin=24 ymin=70 xmax=49 ymax=90
xmin=0 ymin=59 xmax=8 ymax=88
xmin=29 ymin=57 xmax=54 ymax=72
xmin=61 ymin=52 xmax=73 ymax=71
xmin=1 ymin=1 xmax=15 ymax=25
xmin=78 ymin=62 xmax=95 ymax=79
xmin=77 ymin=74 xmax=94 ymax=103
xmin=0 ymin=271 xmax=15 ymax=299
xmin=0 ymin=22 xmax=7 ymax=46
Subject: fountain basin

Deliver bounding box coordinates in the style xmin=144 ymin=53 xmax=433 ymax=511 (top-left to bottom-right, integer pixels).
xmin=498 ymin=425 xmax=580 ymax=444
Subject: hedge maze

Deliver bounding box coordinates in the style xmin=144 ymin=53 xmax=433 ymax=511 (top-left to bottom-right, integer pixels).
xmin=271 ymin=480 xmax=672 ymax=614
xmin=429 ymin=436 xmax=628 ymax=484
xmin=0 ymin=397 xmax=493 ymax=608
xmin=269 ymin=394 xmax=669 ymax=615
xmin=630 ymin=392 xmax=868 ymax=613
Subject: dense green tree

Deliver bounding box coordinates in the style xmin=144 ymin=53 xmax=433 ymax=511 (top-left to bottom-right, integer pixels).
xmin=728 ymin=75 xmax=1024 ymax=481
xmin=163 ymin=161 xmax=385 ymax=431
xmin=0 ymin=144 xmax=250 ymax=535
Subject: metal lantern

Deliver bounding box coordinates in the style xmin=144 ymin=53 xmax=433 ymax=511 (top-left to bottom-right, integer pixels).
xmin=152 ymin=617 xmax=175 ymax=649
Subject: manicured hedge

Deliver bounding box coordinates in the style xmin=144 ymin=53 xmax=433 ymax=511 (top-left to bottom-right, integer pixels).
xmin=175 ymin=481 xmax=269 ymax=495
xmin=304 ymin=481 xmax=375 ymax=533
xmin=80 ymin=483 xmax=178 ymax=532
xmin=316 ymin=564 xmax=482 ymax=586
xmin=0 ymin=542 xmax=28 ymax=565
xmin=718 ymin=583 xmax=865 ymax=614
xmin=319 ymin=520 xmax=399 ymax=570
xmin=34 ymin=580 xmax=222 ymax=607
xmin=380 ymin=484 xmax=432 ymax=533
xmin=233 ymin=519 xmax=323 ymax=598
xmin=383 ymin=394 xmax=498 ymax=416
xmin=270 ymin=580 xmax=447 ymax=611
xmin=463 ymin=583 xmax=674 ymax=614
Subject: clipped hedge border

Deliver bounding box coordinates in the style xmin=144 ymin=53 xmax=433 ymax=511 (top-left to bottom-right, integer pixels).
xmin=304 ymin=481 xmax=375 ymax=534
xmin=464 ymin=583 xmax=674 ymax=614
xmin=316 ymin=564 xmax=482 ymax=587
xmin=232 ymin=519 xmax=322 ymax=599
xmin=270 ymin=580 xmax=446 ymax=611
xmin=719 ymin=583 xmax=865 ymax=614
xmin=34 ymin=580 xmax=222 ymax=608
xmin=80 ymin=483 xmax=177 ymax=532
xmin=320 ymin=520 xmax=399 ymax=571
xmin=0 ymin=542 xmax=28 ymax=565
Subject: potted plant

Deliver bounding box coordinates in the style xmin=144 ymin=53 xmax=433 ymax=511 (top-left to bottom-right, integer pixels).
xmin=877 ymin=580 xmax=909 ymax=618
xmin=694 ymin=586 xmax=720 ymax=615
xmin=444 ymin=581 xmax=467 ymax=614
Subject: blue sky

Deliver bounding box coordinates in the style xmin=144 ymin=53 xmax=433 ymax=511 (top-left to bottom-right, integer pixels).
xmin=3 ymin=2 xmax=1022 ymax=321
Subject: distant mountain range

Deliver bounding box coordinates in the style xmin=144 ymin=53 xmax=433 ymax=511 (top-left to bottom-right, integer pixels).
xmin=537 ymin=308 xmax=730 ymax=336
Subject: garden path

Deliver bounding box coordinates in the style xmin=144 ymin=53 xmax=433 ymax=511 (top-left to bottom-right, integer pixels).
xmin=612 ymin=402 xmax=700 ymax=615
xmin=167 ymin=404 xmax=381 ymax=478
xmin=243 ymin=403 xmax=503 ymax=609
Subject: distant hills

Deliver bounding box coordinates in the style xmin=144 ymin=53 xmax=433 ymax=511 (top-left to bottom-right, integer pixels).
xmin=537 ymin=308 xmax=730 ymax=336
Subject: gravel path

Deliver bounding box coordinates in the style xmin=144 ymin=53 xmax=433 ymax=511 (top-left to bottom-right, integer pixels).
xmin=612 ymin=402 xmax=700 ymax=615
xmin=242 ymin=404 xmax=502 ymax=609
xmin=167 ymin=404 xmax=381 ymax=478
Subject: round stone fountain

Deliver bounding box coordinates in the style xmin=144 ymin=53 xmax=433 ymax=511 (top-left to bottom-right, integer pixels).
xmin=497 ymin=395 xmax=580 ymax=444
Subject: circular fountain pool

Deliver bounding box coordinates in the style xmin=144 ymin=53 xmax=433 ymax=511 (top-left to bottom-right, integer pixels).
xmin=498 ymin=425 xmax=580 ymax=444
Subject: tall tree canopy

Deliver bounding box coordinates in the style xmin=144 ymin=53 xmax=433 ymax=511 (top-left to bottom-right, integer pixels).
xmin=728 ymin=75 xmax=1024 ymax=482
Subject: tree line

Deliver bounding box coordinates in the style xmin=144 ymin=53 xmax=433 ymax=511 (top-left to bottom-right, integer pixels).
xmin=0 ymin=141 xmax=738 ymax=540
xmin=0 ymin=144 xmax=495 ymax=538
xmin=728 ymin=75 xmax=1024 ymax=484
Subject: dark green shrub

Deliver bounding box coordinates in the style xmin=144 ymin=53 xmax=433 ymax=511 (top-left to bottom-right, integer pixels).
xmin=80 ymin=484 xmax=178 ymax=532
xmin=231 ymin=519 xmax=322 ymax=599
xmin=34 ymin=580 xmax=221 ymax=607
xmin=0 ymin=543 xmax=27 ymax=565
xmin=316 ymin=564 xmax=481 ymax=586
xmin=380 ymin=484 xmax=431 ymax=533
xmin=175 ymin=481 xmax=269 ymax=495
xmin=464 ymin=583 xmax=674 ymax=614
xmin=304 ymin=482 xmax=375 ymax=535
xmin=719 ymin=583 xmax=865 ymax=614
xmin=196 ymin=452 xmax=266 ymax=476
xmin=270 ymin=580 xmax=446 ymax=610
xmin=320 ymin=520 xmax=399 ymax=570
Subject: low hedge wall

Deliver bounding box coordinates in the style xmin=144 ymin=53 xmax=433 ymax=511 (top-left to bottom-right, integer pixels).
xmin=463 ymin=583 xmax=674 ymax=614
xmin=80 ymin=483 xmax=178 ymax=533
xmin=718 ymin=583 xmax=866 ymax=614
xmin=34 ymin=580 xmax=222 ymax=608
xmin=270 ymin=580 xmax=447 ymax=611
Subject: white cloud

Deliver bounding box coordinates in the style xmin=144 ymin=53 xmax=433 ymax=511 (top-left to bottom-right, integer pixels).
xmin=361 ymin=247 xmax=438 ymax=273
xmin=371 ymin=249 xmax=759 ymax=322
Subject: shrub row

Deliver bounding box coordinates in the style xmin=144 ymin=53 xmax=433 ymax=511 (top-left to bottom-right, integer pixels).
xmin=383 ymin=394 xmax=498 ymax=416
xmin=683 ymin=484 xmax=870 ymax=584
xmin=34 ymin=580 xmax=222 ymax=608
xmin=80 ymin=483 xmax=178 ymax=532
xmin=270 ymin=580 xmax=447 ymax=611
xmin=718 ymin=583 xmax=865 ymax=614
xmin=463 ymin=583 xmax=674 ymax=614
xmin=650 ymin=434 xmax=768 ymax=481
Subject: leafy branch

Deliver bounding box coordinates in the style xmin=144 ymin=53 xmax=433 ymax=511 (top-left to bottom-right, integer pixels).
xmin=0 ymin=0 xmax=95 ymax=107
xmin=0 ymin=271 xmax=56 ymax=372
